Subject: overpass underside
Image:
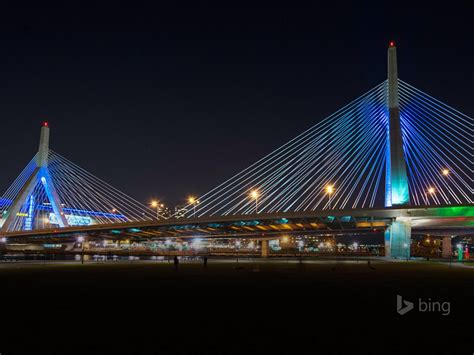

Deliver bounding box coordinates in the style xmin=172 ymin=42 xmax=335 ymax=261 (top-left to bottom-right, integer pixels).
xmin=2 ymin=206 xmax=472 ymax=246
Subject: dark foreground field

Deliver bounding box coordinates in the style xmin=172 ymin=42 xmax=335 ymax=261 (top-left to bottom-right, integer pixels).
xmin=1 ymin=259 xmax=473 ymax=355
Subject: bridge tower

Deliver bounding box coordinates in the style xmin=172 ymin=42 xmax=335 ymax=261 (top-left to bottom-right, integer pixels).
xmin=0 ymin=123 xmax=68 ymax=232
xmin=384 ymin=42 xmax=411 ymax=258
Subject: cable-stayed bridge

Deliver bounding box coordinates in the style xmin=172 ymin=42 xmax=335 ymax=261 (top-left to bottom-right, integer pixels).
xmin=0 ymin=43 xmax=472 ymax=258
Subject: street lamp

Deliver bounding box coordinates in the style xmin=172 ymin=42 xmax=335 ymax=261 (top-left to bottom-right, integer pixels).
xmin=442 ymin=169 xmax=450 ymax=176
xmin=425 ymin=187 xmax=435 ymax=204
xmin=250 ymin=189 xmax=259 ymax=213
xmin=151 ymin=200 xmax=162 ymax=219
xmin=325 ymin=184 xmax=334 ymax=209
xmin=188 ymin=197 xmax=199 ymax=218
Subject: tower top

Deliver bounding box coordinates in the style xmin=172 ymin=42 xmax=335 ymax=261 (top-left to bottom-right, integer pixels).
xmin=387 ymin=41 xmax=399 ymax=108
xmin=38 ymin=122 xmax=50 ymax=167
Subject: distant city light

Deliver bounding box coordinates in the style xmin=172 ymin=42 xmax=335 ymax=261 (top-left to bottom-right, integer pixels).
xmin=77 ymin=236 xmax=84 ymax=242
xmin=0 ymin=237 xmax=6 ymax=243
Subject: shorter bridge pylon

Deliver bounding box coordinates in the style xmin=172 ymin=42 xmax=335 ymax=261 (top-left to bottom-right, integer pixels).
xmin=0 ymin=123 xmax=159 ymax=232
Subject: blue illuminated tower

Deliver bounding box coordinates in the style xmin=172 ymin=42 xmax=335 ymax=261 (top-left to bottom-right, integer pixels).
xmin=384 ymin=42 xmax=411 ymax=258
xmin=385 ymin=41 xmax=410 ymax=207
xmin=0 ymin=123 xmax=68 ymax=232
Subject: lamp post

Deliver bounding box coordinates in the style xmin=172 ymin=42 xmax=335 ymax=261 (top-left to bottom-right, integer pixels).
xmin=250 ymin=190 xmax=259 ymax=213
xmin=325 ymin=184 xmax=334 ymax=209
xmin=151 ymin=200 xmax=163 ymax=219
xmin=188 ymin=197 xmax=199 ymax=218
xmin=425 ymin=187 xmax=435 ymax=204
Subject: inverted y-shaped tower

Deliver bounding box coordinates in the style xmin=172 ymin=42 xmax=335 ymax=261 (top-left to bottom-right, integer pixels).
xmin=0 ymin=122 xmax=68 ymax=232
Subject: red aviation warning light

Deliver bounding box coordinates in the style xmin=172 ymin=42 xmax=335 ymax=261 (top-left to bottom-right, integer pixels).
xmin=389 ymin=41 xmax=396 ymax=47
xmin=42 ymin=121 xmax=49 ymax=127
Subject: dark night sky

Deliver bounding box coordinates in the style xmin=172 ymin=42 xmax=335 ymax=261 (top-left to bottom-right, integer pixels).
xmin=0 ymin=3 xmax=472 ymax=207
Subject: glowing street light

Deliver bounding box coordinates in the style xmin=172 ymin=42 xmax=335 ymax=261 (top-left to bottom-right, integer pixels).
xmin=442 ymin=169 xmax=450 ymax=176
xmin=150 ymin=200 xmax=163 ymax=219
xmin=188 ymin=197 xmax=199 ymax=218
xmin=250 ymin=189 xmax=259 ymax=213
xmin=325 ymin=184 xmax=335 ymax=209
xmin=425 ymin=187 xmax=435 ymax=204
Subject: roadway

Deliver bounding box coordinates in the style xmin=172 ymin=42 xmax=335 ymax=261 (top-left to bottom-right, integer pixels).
xmin=1 ymin=204 xmax=472 ymax=243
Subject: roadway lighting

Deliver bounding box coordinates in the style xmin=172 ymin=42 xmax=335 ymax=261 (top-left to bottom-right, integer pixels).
xmin=425 ymin=187 xmax=435 ymax=204
xmin=442 ymin=169 xmax=450 ymax=176
xmin=250 ymin=190 xmax=259 ymax=213
xmin=325 ymin=184 xmax=335 ymax=209
xmin=188 ymin=197 xmax=199 ymax=218
xmin=150 ymin=200 xmax=161 ymax=219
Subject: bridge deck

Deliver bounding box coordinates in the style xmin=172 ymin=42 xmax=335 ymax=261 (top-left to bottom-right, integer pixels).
xmin=1 ymin=205 xmax=472 ymax=243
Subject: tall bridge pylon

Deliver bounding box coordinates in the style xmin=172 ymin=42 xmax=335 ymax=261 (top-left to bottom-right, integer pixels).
xmin=384 ymin=42 xmax=411 ymax=258
xmin=386 ymin=42 xmax=410 ymax=208
xmin=0 ymin=123 xmax=158 ymax=232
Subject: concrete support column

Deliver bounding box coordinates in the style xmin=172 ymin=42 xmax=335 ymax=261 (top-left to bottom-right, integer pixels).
xmin=385 ymin=218 xmax=411 ymax=259
xmin=261 ymin=240 xmax=269 ymax=258
xmin=442 ymin=236 xmax=452 ymax=258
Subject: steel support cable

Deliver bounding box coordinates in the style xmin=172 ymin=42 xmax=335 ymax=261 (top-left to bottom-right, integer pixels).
xmin=184 ymin=82 xmax=387 ymax=216
xmin=204 ymin=87 xmax=388 ymax=217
